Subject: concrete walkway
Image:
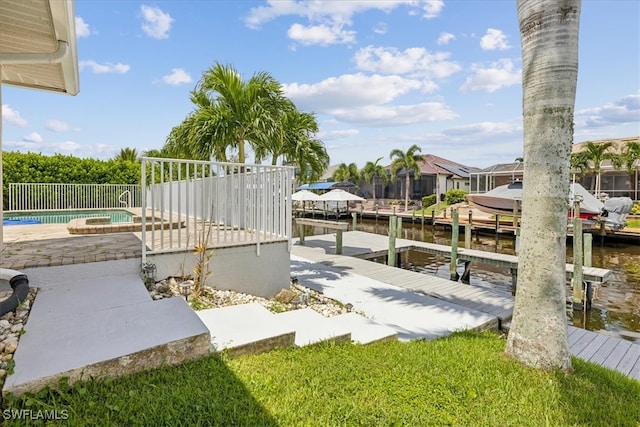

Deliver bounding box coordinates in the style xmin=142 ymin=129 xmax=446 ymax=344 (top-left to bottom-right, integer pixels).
xmin=290 ymin=255 xmax=498 ymax=341
xmin=2 ymin=260 xmax=210 ymax=396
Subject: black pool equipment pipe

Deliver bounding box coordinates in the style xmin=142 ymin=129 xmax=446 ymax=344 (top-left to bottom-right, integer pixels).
xmin=0 ymin=268 xmax=30 ymax=316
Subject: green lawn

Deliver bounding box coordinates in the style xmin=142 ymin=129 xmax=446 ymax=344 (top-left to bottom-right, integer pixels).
xmin=413 ymin=202 xmax=449 ymax=216
xmin=3 ymin=331 xmax=639 ymax=426
xmin=626 ymin=218 xmax=640 ymax=229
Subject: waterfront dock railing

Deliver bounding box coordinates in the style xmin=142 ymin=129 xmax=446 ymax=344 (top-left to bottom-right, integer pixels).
xmin=141 ymin=158 xmax=294 ymax=259
xmin=7 ymin=183 xmax=141 ymax=211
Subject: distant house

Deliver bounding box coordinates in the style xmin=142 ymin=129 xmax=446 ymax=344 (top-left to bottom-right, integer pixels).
xmin=360 ymin=154 xmax=479 ymax=201
xmin=470 ymin=136 xmax=639 ymax=201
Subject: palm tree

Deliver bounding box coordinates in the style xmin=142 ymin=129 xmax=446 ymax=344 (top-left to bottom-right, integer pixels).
xmin=505 ymin=0 xmax=580 ymax=373
xmin=164 ymin=90 xmax=229 ymax=161
xmin=620 ymin=140 xmax=640 ymax=197
xmin=570 ymin=151 xmax=590 ymax=179
xmin=389 ymin=144 xmax=422 ymax=212
xmin=332 ymin=163 xmax=360 ymax=184
xmin=165 ymin=62 xmax=284 ymax=164
xmin=581 ymin=141 xmax=615 ymax=196
xmin=361 ymin=157 xmax=388 ymax=206
xmin=114 ymin=147 xmax=138 ymax=162
xmin=257 ymin=99 xmax=329 ymax=183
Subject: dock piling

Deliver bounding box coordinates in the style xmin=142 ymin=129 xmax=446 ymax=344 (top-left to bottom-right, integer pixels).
xmin=450 ymin=209 xmax=460 ymax=281
xmin=572 ymin=200 xmax=584 ymax=310
xmin=388 ymin=215 xmax=397 ymax=267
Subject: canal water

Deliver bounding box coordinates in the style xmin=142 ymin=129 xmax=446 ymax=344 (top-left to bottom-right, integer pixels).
xmin=294 ymin=218 xmax=640 ymax=343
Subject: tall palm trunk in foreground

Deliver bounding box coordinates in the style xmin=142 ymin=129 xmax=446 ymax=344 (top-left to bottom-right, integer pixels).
xmin=505 ymin=0 xmax=581 ymax=372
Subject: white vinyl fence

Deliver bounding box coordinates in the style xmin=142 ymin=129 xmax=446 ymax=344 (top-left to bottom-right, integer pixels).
xmin=7 ymin=183 xmax=141 ymax=211
xmin=141 ymin=158 xmax=293 ymax=259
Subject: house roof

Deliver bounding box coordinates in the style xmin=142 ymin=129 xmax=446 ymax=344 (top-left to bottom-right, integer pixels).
xmin=391 ymin=153 xmax=479 ymax=179
xmin=0 ymin=0 xmax=79 ymax=95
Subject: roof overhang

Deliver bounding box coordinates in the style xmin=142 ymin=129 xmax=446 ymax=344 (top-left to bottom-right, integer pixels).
xmin=0 ymin=0 xmax=79 ymax=95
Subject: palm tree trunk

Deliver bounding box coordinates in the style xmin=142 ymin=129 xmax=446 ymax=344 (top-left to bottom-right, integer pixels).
xmin=404 ymin=172 xmax=410 ymax=211
xmin=505 ymin=0 xmax=579 ymax=373
xmin=372 ymin=177 xmax=377 ymax=207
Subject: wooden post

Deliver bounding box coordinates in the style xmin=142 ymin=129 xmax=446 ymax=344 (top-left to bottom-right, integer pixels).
xmin=351 ymin=212 xmax=357 ymax=230
xmin=465 ymin=224 xmax=471 ymax=249
xmin=468 ymin=209 xmax=473 ymax=226
xmin=495 ymin=214 xmax=500 ymax=246
xmin=388 ymin=215 xmax=397 ymax=267
xmin=450 ymin=209 xmax=460 ymax=281
xmin=336 ymin=229 xmax=343 ymax=255
xmin=461 ymin=261 xmax=471 ymax=284
xmin=572 ymin=200 xmax=584 ymax=310
xmin=431 ymin=210 xmax=435 ymax=232
xmin=397 ymin=216 xmax=402 ymax=237
xmin=421 ymin=208 xmax=425 ymax=227
xmin=584 ymin=232 xmax=593 ymax=267
xmin=299 ymin=224 xmax=305 ymax=245
xmin=512 ymin=199 xmax=519 ymax=227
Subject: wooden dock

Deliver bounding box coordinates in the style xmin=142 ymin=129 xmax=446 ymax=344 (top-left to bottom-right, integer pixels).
xmin=292 ymin=231 xmax=639 ymax=381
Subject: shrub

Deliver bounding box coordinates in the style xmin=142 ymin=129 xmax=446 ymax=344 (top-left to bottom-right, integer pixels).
xmin=632 ymin=202 xmax=640 ymax=215
xmin=422 ymin=194 xmax=437 ymax=207
xmin=445 ymin=189 xmax=467 ymax=205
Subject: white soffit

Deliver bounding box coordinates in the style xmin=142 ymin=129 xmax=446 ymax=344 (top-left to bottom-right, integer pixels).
xmin=0 ymin=0 xmax=79 ymax=95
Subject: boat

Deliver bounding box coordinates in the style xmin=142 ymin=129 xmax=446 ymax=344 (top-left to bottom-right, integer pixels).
xmin=466 ymin=181 xmax=633 ymax=230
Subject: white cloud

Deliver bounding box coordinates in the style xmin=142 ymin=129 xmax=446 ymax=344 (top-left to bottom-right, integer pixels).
xmin=160 ymin=68 xmax=193 ymax=86
xmin=420 ymin=0 xmax=444 ymax=19
xmin=1 ymin=105 xmax=28 ymax=127
xmin=331 ymin=102 xmax=458 ymax=126
xmin=577 ymin=93 xmax=640 ymax=128
xmin=480 ymin=28 xmax=511 ymax=51
xmin=460 ymin=59 xmax=521 ymax=93
xmin=75 ymin=17 xmax=91 ymax=37
xmin=318 ymin=129 xmax=360 ymax=139
xmin=354 ymin=45 xmax=461 ymax=79
xmin=443 ymin=121 xmax=521 ymax=138
xmin=23 ymin=132 xmax=43 ymax=143
xmin=80 ymin=60 xmax=130 ymax=74
xmin=245 ymin=1 xmax=444 ymax=45
xmin=284 ymin=73 xmax=423 ymax=112
xmin=141 ymin=5 xmax=173 ymax=40
xmin=288 ymin=23 xmax=355 ymax=46
xmin=51 ymin=141 xmax=82 ymax=153
xmin=46 ymin=119 xmax=71 ymax=132
xmin=437 ymin=32 xmax=455 ymax=45
xmin=373 ymin=22 xmax=387 ymax=35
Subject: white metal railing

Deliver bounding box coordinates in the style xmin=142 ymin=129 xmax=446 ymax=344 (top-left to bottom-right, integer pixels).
xmin=119 ymin=190 xmax=132 ymax=208
xmin=7 ymin=183 xmax=142 ymax=211
xmin=141 ymin=158 xmax=294 ymax=260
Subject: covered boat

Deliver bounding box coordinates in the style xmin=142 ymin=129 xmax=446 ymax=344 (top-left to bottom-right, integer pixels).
xmin=466 ymin=181 xmax=633 ymax=230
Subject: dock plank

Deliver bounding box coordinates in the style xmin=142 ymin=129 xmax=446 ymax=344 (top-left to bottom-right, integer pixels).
xmin=601 ymin=340 xmax=633 ymax=371
xmin=616 ymin=343 xmax=640 ymax=376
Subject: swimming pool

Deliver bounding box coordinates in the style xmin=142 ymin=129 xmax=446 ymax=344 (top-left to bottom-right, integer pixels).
xmin=3 ymin=210 xmax=134 ymax=226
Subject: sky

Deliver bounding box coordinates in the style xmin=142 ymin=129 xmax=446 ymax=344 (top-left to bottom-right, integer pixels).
xmin=1 ymin=0 xmax=639 ymax=170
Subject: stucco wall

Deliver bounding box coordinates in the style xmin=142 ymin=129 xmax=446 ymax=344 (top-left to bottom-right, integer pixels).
xmin=148 ymin=240 xmax=290 ymax=298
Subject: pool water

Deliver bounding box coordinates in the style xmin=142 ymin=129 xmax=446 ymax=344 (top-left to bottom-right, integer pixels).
xmin=3 ymin=210 xmax=134 ymax=226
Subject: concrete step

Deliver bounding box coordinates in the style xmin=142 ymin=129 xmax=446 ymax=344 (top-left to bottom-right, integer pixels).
xmin=326 ymin=312 xmax=398 ymax=345
xmin=275 ymin=308 xmax=351 ymax=347
xmin=196 ymin=303 xmax=295 ymax=357
xmin=4 ymin=276 xmax=210 ymax=396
